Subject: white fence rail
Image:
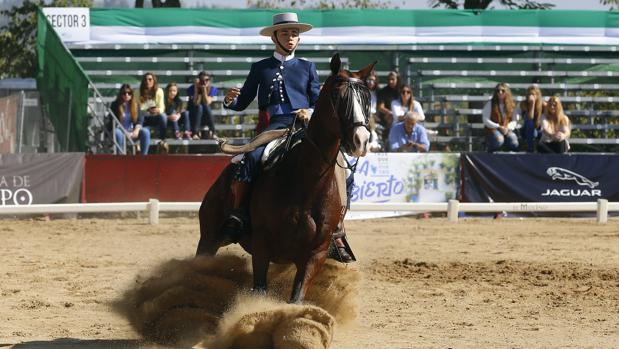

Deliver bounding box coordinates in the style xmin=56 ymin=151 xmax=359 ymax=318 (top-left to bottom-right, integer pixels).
xmin=0 ymin=199 xmax=617 ymax=224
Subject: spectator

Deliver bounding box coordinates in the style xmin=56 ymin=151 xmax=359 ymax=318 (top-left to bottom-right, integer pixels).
xmin=482 ymin=82 xmax=520 ymax=152
xmin=365 ymin=70 xmax=378 ymax=116
xmin=388 ymin=111 xmax=430 ymax=153
xmin=538 ymin=96 xmax=571 ymax=154
xmin=367 ymin=116 xmax=383 ymax=152
xmin=187 ymin=71 xmax=219 ymax=140
xmin=376 ymin=71 xmax=401 ymax=131
xmin=109 ymin=84 xmax=150 ymax=155
xmin=164 ymin=83 xmax=191 ymax=139
xmin=390 ymin=84 xmax=425 ymax=123
xmin=136 ymin=72 xmax=167 ymax=140
xmin=520 ymin=85 xmax=544 ymax=152
xmin=365 ymin=70 xmax=386 ymax=147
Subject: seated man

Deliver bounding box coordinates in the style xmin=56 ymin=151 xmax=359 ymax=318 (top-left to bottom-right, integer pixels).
xmin=388 ymin=111 xmax=430 ymax=152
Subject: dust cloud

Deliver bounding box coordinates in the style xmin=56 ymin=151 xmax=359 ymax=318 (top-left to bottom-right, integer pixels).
xmin=113 ymin=253 xmax=360 ymax=348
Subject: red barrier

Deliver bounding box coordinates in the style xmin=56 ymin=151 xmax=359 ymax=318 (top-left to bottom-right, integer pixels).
xmin=84 ymin=154 xmax=231 ymax=202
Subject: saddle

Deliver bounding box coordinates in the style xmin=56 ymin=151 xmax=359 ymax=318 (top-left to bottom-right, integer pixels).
xmin=261 ymin=128 xmax=305 ymax=170
xmin=219 ymin=128 xmax=306 ymax=170
xmin=219 ymin=128 xmax=289 ymax=154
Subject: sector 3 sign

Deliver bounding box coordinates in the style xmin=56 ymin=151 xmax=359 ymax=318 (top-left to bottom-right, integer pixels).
xmin=42 ymin=7 xmax=90 ymax=42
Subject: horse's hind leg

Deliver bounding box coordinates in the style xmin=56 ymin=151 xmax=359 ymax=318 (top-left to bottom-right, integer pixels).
xmin=289 ymin=252 xmax=327 ymax=304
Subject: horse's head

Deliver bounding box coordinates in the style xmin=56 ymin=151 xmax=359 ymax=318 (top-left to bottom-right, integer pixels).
xmin=325 ymin=54 xmax=376 ymax=157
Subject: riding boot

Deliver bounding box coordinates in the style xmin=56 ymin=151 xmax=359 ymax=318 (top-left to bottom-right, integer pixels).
xmin=328 ymin=222 xmax=356 ymax=263
xmin=222 ymin=179 xmax=250 ymax=243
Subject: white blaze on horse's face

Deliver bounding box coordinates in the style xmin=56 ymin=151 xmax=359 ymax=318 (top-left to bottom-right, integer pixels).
xmin=350 ymin=88 xmax=370 ymax=157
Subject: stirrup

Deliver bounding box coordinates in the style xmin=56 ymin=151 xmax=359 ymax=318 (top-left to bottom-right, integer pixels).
xmin=222 ymin=210 xmax=247 ymax=243
xmin=327 ymin=228 xmax=356 ymax=264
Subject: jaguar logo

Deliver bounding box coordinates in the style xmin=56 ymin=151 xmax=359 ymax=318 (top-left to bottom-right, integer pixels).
xmin=546 ymin=167 xmax=599 ymax=189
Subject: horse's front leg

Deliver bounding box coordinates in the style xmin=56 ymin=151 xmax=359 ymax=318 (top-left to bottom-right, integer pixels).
xmin=289 ymin=250 xmax=328 ymax=304
xmin=251 ymin=234 xmax=270 ymax=294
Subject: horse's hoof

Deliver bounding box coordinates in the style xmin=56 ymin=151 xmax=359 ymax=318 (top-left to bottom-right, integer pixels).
xmin=251 ymin=287 xmax=267 ymax=296
xmin=327 ymin=245 xmax=354 ymax=263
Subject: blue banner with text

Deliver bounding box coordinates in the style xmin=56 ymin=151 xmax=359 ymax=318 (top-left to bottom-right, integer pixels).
xmin=461 ymin=153 xmax=619 ymax=202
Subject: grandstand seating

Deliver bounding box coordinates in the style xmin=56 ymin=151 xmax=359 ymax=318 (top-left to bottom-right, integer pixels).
xmin=73 ymin=48 xmax=352 ymax=153
xmin=69 ymin=42 xmax=619 ymax=153
xmin=403 ymin=45 xmax=619 ymax=151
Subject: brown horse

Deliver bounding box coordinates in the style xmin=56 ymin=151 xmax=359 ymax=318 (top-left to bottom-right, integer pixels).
xmin=197 ymin=54 xmax=375 ymax=303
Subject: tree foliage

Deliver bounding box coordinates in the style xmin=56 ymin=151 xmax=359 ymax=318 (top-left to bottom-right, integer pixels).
xmin=134 ymin=0 xmax=181 ymax=7
xmin=0 ymin=0 xmax=92 ymax=79
xmin=428 ymin=0 xmax=554 ymax=9
xmin=600 ymin=0 xmax=619 ymax=10
xmin=247 ymin=0 xmax=392 ymax=9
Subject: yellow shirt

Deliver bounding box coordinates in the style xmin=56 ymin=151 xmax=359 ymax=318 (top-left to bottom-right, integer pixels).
xmin=136 ymin=88 xmax=165 ymax=112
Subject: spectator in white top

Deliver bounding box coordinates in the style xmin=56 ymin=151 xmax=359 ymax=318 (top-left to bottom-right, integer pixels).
xmin=482 ymin=82 xmax=520 ymax=152
xmin=538 ymin=96 xmax=571 ymax=154
xmin=390 ymin=84 xmax=425 ymax=123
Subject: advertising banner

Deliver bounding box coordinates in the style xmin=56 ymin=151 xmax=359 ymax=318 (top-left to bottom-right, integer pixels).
xmin=0 ymin=153 xmax=84 ymax=206
xmin=347 ymin=152 xmax=460 ymax=219
xmin=461 ymin=153 xmax=619 ymax=202
xmin=0 ymin=95 xmax=18 ymax=154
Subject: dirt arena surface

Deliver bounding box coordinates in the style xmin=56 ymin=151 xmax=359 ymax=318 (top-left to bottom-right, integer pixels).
xmin=1 ymin=215 xmax=619 ymax=348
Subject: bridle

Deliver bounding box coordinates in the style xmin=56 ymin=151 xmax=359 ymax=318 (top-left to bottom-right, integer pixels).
xmin=330 ymin=75 xmax=371 ymax=132
xmin=304 ymin=73 xmax=371 ymax=174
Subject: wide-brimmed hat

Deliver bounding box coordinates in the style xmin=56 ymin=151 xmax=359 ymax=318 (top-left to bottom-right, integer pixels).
xmin=259 ymin=12 xmax=312 ymax=37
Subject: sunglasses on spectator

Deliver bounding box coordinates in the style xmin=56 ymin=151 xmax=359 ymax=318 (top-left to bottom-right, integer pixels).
xmin=123 ymin=91 xmax=132 ymax=96
xmin=402 ymin=90 xmax=412 ymax=94
xmin=497 ymin=89 xmax=506 ymax=93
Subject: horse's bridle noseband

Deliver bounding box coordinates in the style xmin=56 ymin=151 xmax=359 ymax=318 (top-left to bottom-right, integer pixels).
xmin=330 ymin=76 xmax=371 ymax=132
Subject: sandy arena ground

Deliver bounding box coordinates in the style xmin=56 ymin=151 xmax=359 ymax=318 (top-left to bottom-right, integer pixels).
xmin=1 ymin=215 xmax=619 ymax=348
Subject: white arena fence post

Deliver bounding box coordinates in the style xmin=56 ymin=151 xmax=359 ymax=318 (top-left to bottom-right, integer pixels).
xmin=597 ymin=199 xmax=608 ymax=224
xmin=148 ymin=198 xmax=160 ymax=225
xmin=447 ymin=199 xmax=459 ymax=222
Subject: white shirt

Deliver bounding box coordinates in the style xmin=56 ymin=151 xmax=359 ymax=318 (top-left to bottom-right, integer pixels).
xmin=482 ymin=100 xmax=520 ymax=131
xmin=273 ymin=51 xmax=295 ymax=62
xmin=540 ymin=114 xmax=571 ymax=151
xmin=390 ymin=99 xmax=425 ymax=122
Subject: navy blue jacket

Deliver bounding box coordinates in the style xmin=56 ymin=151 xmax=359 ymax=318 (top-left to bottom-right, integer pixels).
xmin=226 ymin=56 xmax=320 ymax=112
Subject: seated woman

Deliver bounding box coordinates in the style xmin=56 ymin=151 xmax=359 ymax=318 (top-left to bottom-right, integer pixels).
xmin=109 ymin=84 xmax=150 ymax=155
xmin=538 ymin=96 xmax=571 ymax=154
xmin=136 ymin=72 xmax=167 ymax=140
xmin=520 ymin=85 xmax=544 ymax=152
xmin=164 ymin=83 xmax=191 ymax=139
xmin=390 ymin=84 xmax=425 ymax=123
xmin=482 ymin=82 xmax=519 ymax=153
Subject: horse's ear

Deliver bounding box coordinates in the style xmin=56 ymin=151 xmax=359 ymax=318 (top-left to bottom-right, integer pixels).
xmin=357 ymin=61 xmax=377 ymax=80
xmin=330 ymin=53 xmax=341 ymax=76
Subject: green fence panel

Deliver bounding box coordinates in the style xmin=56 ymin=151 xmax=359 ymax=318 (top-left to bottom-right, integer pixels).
xmin=36 ymin=8 xmax=89 ymax=152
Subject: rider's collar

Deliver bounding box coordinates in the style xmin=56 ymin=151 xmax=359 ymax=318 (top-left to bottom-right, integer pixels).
xmin=273 ymin=51 xmax=295 ymax=62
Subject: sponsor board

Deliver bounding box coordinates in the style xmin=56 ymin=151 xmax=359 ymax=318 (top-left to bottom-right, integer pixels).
xmin=462 ymin=153 xmax=619 ymax=203
xmin=0 ymin=154 xmax=84 ymax=206
xmin=346 ymin=152 xmax=459 ymax=220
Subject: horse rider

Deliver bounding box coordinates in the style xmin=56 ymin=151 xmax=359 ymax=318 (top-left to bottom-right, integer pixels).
xmin=222 ymin=12 xmax=354 ymax=262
